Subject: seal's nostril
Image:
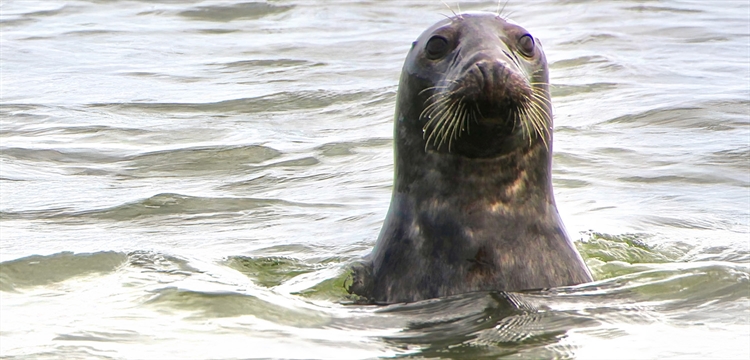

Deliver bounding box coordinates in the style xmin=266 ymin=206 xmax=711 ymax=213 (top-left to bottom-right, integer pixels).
xmin=473 ymin=60 xmax=511 ymax=99
xmin=476 ymin=62 xmax=491 ymax=92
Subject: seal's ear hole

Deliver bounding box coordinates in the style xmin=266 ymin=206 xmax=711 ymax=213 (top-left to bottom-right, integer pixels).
xmin=518 ymin=34 xmax=535 ymax=57
xmin=425 ymin=35 xmax=450 ymax=60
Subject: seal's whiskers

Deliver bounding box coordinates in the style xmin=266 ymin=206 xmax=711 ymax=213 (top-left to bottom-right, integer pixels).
xmin=434 ymin=98 xmax=461 ymax=150
xmin=422 ymin=91 xmax=480 ymax=152
xmin=422 ymin=96 xmax=454 ymax=148
xmin=516 ymin=86 xmax=552 ymax=149
xmin=448 ymin=100 xmax=466 ymax=150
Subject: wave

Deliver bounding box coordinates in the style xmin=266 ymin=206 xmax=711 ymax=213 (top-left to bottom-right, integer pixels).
xmin=85 ymin=89 xmax=384 ymax=114
xmin=0 ymin=251 xmax=128 ymax=292
xmin=0 ymin=192 xmax=337 ymax=221
xmin=177 ymin=2 xmax=294 ymax=22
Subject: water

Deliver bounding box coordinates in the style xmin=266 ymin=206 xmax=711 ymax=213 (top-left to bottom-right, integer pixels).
xmin=1 ymin=0 xmax=748 ymax=358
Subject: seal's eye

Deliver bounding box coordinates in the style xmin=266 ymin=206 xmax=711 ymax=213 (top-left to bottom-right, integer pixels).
xmin=425 ymin=35 xmax=449 ymax=60
xmin=518 ymin=34 xmax=535 ymax=57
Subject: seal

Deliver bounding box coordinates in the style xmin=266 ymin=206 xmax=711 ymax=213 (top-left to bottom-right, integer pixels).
xmin=347 ymin=12 xmax=593 ymax=304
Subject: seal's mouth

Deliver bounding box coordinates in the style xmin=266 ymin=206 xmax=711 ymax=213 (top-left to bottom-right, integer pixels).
xmin=420 ymin=58 xmax=550 ymax=152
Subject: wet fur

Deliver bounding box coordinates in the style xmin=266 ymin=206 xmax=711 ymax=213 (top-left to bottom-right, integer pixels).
xmin=348 ymin=13 xmax=592 ymax=304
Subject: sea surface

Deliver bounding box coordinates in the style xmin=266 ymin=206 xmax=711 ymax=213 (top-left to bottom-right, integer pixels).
xmin=1 ymin=0 xmax=748 ymax=359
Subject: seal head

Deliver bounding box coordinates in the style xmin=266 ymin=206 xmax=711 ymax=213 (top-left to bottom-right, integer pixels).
xmin=348 ymin=13 xmax=592 ymax=304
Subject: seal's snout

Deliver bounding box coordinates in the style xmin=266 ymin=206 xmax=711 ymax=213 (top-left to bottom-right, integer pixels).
xmin=420 ymin=49 xmax=538 ymax=151
xmin=475 ymin=60 xmax=510 ymax=101
xmin=453 ymin=57 xmax=530 ymax=119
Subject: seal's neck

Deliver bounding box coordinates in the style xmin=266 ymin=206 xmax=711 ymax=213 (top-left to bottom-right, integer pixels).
xmin=394 ymin=114 xmax=554 ymax=206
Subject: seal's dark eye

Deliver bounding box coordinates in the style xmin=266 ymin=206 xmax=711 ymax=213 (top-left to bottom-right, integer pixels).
xmin=425 ymin=35 xmax=449 ymax=60
xmin=518 ymin=34 xmax=535 ymax=57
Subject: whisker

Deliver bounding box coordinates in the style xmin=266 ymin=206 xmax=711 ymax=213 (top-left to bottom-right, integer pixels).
xmin=422 ymin=96 xmax=451 ymax=119
xmin=524 ymin=100 xmax=551 ymax=149
xmin=441 ymin=1 xmax=457 ymax=17
xmin=448 ymin=101 xmax=465 ymax=151
xmin=424 ymin=98 xmax=455 ymax=148
xmin=435 ymin=99 xmax=460 ymax=150
xmin=497 ymin=0 xmax=510 ymax=18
